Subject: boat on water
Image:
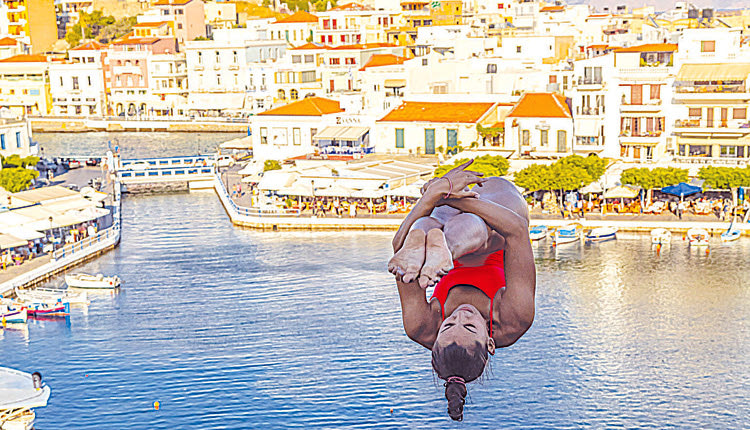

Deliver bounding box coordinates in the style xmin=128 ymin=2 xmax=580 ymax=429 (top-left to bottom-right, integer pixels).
xmin=22 ymin=301 xmax=69 ymax=317
xmin=553 ymin=225 xmax=579 ymax=244
xmin=529 ymin=225 xmax=548 ymax=241
xmin=65 ymin=273 xmax=120 ymax=289
xmin=0 ymin=367 xmax=50 ymax=430
xmin=585 ymin=226 xmax=617 ymax=242
xmin=651 ymin=228 xmax=671 ymax=245
xmin=15 ymin=288 xmax=89 ymax=306
xmin=686 ymin=228 xmax=710 ymax=246
xmin=720 ymin=218 xmax=741 ymax=242
xmin=1 ymin=305 xmax=27 ymax=324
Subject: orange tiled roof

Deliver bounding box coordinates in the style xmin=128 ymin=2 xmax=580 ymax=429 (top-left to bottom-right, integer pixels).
xmin=153 ymin=0 xmax=192 ymax=5
xmin=133 ymin=21 xmax=171 ymax=28
xmin=615 ymin=43 xmax=678 ymax=53
xmin=274 ymin=11 xmax=319 ymax=23
xmin=378 ymin=101 xmax=495 ymax=123
xmin=111 ymin=35 xmax=161 ymax=45
xmin=540 ymin=5 xmax=565 ymax=12
xmin=331 ymin=42 xmax=398 ymax=50
xmin=587 ymin=44 xmax=609 ymax=49
xmin=72 ymin=40 xmax=107 ymax=51
xmin=0 ymin=54 xmax=47 ymax=63
xmin=588 ymin=13 xmax=611 ymax=18
xmin=329 ymin=2 xmax=374 ymax=11
xmin=359 ymin=54 xmax=406 ymax=70
xmin=258 ymin=97 xmax=343 ymax=116
xmin=0 ymin=37 xmax=18 ymax=46
xmin=292 ymin=42 xmax=330 ymax=50
xmin=507 ymin=93 xmax=571 ymax=118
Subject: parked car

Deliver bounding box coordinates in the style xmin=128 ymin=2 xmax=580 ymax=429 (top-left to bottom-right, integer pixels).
xmin=68 ymin=160 xmax=82 ymax=169
xmin=86 ymin=158 xmax=100 ymax=166
xmin=216 ymin=155 xmax=235 ymax=168
xmin=126 ymin=161 xmax=151 ymax=170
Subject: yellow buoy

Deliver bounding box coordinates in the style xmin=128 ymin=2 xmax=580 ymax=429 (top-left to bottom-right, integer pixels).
xmin=154 ymin=401 xmax=160 ymax=410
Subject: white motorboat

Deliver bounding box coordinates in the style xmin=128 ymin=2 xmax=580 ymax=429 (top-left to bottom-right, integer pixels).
xmin=0 ymin=367 xmax=50 ymax=430
xmin=686 ymin=228 xmax=710 ymax=246
xmin=65 ymin=273 xmax=120 ymax=289
xmin=585 ymin=226 xmax=617 ymax=242
xmin=720 ymin=218 xmax=741 ymax=242
xmin=651 ymin=228 xmax=671 ymax=245
xmin=553 ymin=225 xmax=579 ymax=244
xmin=529 ymin=225 xmax=548 ymax=241
xmin=14 ymin=288 xmax=89 ymax=306
xmin=1 ymin=304 xmax=27 ymax=324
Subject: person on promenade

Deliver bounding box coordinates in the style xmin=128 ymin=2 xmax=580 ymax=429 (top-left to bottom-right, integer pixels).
xmin=387 ymin=160 xmax=536 ymax=421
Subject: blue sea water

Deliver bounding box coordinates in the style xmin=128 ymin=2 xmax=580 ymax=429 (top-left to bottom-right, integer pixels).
xmin=1 ymin=192 xmax=748 ymax=429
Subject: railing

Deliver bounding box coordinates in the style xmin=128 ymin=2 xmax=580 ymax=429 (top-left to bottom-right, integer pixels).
xmin=621 ymin=99 xmax=662 ymax=107
xmin=673 ymin=156 xmax=748 ymax=166
xmin=214 ymin=174 xmax=301 ymax=218
xmin=118 ymin=166 xmax=214 ymax=179
xmin=576 ymin=77 xmax=603 ymax=85
xmin=619 ymin=131 xmax=662 ymax=138
xmin=674 ymin=119 xmax=750 ymax=129
xmin=120 ymin=155 xmax=216 ymax=169
xmin=576 ymin=106 xmax=603 ymax=115
xmin=319 ymin=146 xmax=375 ymax=155
xmin=675 ymin=84 xmax=746 ymax=94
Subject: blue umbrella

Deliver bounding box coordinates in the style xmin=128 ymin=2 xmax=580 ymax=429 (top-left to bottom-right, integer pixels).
xmin=661 ymin=182 xmax=702 ymax=200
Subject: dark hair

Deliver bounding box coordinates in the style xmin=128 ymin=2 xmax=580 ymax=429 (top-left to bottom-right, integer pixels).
xmin=431 ymin=341 xmax=488 ymax=421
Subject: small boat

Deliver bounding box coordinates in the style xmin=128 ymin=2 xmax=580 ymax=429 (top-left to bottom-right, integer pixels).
xmin=586 ymin=226 xmax=617 ymax=242
xmin=720 ymin=218 xmax=741 ymax=242
xmin=15 ymin=288 xmax=89 ymax=306
xmin=65 ymin=273 xmax=120 ymax=289
xmin=651 ymin=228 xmax=671 ymax=245
xmin=0 ymin=367 xmax=50 ymax=430
xmin=529 ymin=225 xmax=548 ymax=241
xmin=1 ymin=305 xmax=27 ymax=324
xmin=686 ymin=228 xmax=710 ymax=246
xmin=553 ymin=225 xmax=579 ymax=244
xmin=23 ymin=301 xmax=69 ymax=317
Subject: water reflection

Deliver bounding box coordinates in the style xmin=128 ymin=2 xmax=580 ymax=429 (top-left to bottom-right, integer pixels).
xmin=0 ymin=193 xmax=746 ymax=429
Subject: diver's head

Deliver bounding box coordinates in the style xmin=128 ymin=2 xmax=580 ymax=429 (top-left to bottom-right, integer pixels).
xmin=431 ymin=304 xmax=495 ymax=421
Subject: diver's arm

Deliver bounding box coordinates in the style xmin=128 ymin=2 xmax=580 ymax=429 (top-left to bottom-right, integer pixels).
xmin=396 ymin=278 xmax=441 ymax=349
xmin=442 ymin=197 xmax=535 ymax=347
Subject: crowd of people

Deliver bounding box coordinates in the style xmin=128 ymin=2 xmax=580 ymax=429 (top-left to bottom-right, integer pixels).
xmin=1 ymin=221 xmax=101 ymax=271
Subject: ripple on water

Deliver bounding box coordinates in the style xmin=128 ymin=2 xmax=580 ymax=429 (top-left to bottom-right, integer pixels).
xmin=0 ymin=192 xmax=748 ymax=429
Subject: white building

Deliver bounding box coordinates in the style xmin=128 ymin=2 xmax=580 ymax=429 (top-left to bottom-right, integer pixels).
xmin=571 ymin=53 xmax=616 ymax=157
xmin=504 ymin=92 xmax=573 ymax=158
xmin=272 ymin=43 xmax=325 ymax=107
xmin=251 ymin=97 xmax=345 ymax=161
xmin=147 ymin=52 xmax=188 ymax=116
xmin=0 ymin=117 xmax=34 ymax=157
xmin=49 ymin=58 xmax=106 ymax=116
xmin=358 ymin=53 xmax=408 ymax=116
xmin=374 ymin=101 xmax=502 ymax=155
xmin=320 ymin=43 xmax=404 ymax=94
xmin=204 ymin=0 xmax=237 ymax=30
xmin=269 ymin=11 xmax=319 ymax=48
xmin=316 ymin=2 xmax=398 ymax=47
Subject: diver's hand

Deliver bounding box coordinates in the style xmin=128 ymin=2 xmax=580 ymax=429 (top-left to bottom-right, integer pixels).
xmin=426 ymin=159 xmax=486 ymax=199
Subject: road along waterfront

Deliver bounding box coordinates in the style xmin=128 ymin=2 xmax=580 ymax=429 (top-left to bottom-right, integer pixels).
xmin=1 ymin=191 xmax=748 ymax=429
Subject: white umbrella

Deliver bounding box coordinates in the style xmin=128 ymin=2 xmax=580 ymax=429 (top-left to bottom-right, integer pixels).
xmin=387 ymin=183 xmax=422 ymax=198
xmin=604 ymin=185 xmax=640 ymax=199
xmin=316 ymin=183 xmax=354 ymax=197
xmin=277 ymin=181 xmax=314 ymax=197
xmin=352 ymin=188 xmax=385 ymax=198
xmin=580 ymin=182 xmax=603 ymax=194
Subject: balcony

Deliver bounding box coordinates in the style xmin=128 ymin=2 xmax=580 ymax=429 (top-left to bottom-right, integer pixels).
xmin=619 ymin=131 xmax=662 ymax=145
xmin=673 ymin=119 xmax=750 ymax=134
xmin=617 ymin=66 xmax=670 ymax=77
xmin=193 ymin=65 xmax=204 ymax=71
xmin=575 ymin=106 xmax=604 ymax=116
xmin=576 ymin=77 xmax=603 ymax=90
xmin=620 ymin=99 xmax=662 ymax=112
xmin=228 ymin=64 xmax=240 ymax=70
xmin=674 ymin=84 xmax=750 ymax=101
xmin=112 ymin=65 xmax=142 ymax=76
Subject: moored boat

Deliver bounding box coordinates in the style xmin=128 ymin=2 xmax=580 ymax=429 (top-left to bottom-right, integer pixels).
xmin=15 ymin=288 xmax=89 ymax=306
xmin=1 ymin=306 xmax=27 ymax=324
xmin=553 ymin=225 xmax=579 ymax=244
xmin=686 ymin=228 xmax=709 ymax=246
xmin=0 ymin=367 xmax=50 ymax=430
xmin=65 ymin=273 xmax=120 ymax=289
xmin=720 ymin=228 xmax=741 ymax=242
xmin=529 ymin=225 xmax=548 ymax=241
xmin=23 ymin=301 xmax=69 ymax=317
xmin=651 ymin=228 xmax=671 ymax=245
xmin=585 ymin=226 xmax=617 ymax=242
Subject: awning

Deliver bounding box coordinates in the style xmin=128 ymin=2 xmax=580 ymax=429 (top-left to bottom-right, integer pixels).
xmin=277 ymin=181 xmax=314 ymax=196
xmin=604 ymin=185 xmax=640 ymax=199
xmin=315 ymin=183 xmax=354 ymax=197
xmin=384 ymin=79 xmax=406 ymax=88
xmin=0 ymin=226 xmax=44 ymax=240
xmin=313 ymin=126 xmax=369 ymax=141
xmin=187 ymin=93 xmax=245 ymax=110
xmin=0 ymin=233 xmax=27 ymax=249
xmin=575 ymin=119 xmax=600 ymax=137
xmin=676 ymin=63 xmax=750 ymax=82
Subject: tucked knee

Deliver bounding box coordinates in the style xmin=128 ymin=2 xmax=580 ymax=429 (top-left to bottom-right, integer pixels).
xmin=443 ymin=213 xmax=489 ymax=259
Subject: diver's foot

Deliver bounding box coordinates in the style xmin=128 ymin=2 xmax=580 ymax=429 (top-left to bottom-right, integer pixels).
xmin=388 ymin=229 xmax=426 ymax=283
xmin=418 ymin=229 xmax=454 ymax=289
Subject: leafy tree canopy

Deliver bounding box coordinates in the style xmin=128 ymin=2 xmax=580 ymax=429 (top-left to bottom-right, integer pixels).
xmin=263 ymin=160 xmax=282 ymax=172
xmin=512 ymin=154 xmax=607 ymax=192
xmin=620 ymin=167 xmax=688 ymax=190
xmin=0 ymin=168 xmax=38 ymax=193
xmin=698 ymin=166 xmax=750 ymax=189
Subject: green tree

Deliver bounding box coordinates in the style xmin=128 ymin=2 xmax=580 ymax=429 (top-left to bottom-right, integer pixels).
xmin=97 ymin=16 xmax=138 ymax=43
xmin=513 ymin=163 xmax=552 ymax=192
xmin=555 ymin=154 xmax=607 ymax=183
xmin=698 ymin=166 xmax=750 ymax=190
xmin=65 ymin=10 xmax=116 ymax=46
xmin=263 ymin=160 xmax=282 ymax=172
xmin=0 ymin=168 xmax=39 ymax=192
xmin=21 ymin=156 xmax=40 ymax=168
xmin=434 ymin=155 xmax=509 ymax=178
xmin=621 ymin=166 xmax=688 ymax=203
xmin=3 ymin=154 xmax=22 ymax=168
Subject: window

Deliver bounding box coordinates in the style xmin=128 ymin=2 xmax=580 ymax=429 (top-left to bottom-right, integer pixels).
xmin=516 ymin=46 xmax=522 ymax=53
xmin=75 ymin=105 xmax=82 ymax=114
xmin=395 ymin=128 xmax=404 ymax=148
xmin=89 ymin=106 xmax=96 ymax=114
xmin=720 ymin=146 xmax=737 ymax=157
xmin=72 ymin=77 xmax=79 ymax=90
xmin=88 ymin=57 xmax=94 ymax=63
xmin=540 ymin=130 xmax=548 ymax=146
xmin=233 ymin=51 xmax=238 ymax=63
xmin=733 ymin=108 xmax=747 ymax=119
xmin=291 ymin=89 xmax=298 ymax=100
xmin=215 ymin=51 xmax=220 ymax=63
xmin=422 ymin=58 xmax=428 ymax=66
xmin=304 ymin=55 xmax=314 ymax=63
xmin=15 ymin=131 xmax=21 ymax=148
xmin=650 ymin=84 xmax=660 ymax=100
xmin=292 ymin=55 xmax=301 ymax=64
xmin=0 ymin=134 xmax=5 ymax=150
xmin=256 ymin=99 xmax=264 ymax=109
xmin=330 ymin=58 xmax=340 ymax=65
xmin=217 ymin=75 xmax=221 ymax=86
xmin=345 ymin=58 xmax=355 ymax=65
xmin=487 ymin=63 xmax=497 ymax=74
xmin=59 ymin=76 xmax=63 ymax=86
xmin=293 ymin=128 xmax=301 ymax=145
xmin=700 ymin=40 xmax=715 ymax=53
xmin=278 ymin=89 xmax=286 ymax=99
xmin=300 ymin=71 xmax=315 ymax=82
xmin=260 ymin=127 xmax=268 ymax=144
xmin=548 ymin=75 xmax=557 ymax=84
xmin=688 ymin=108 xmax=702 ymax=118
xmin=198 ymin=52 xmax=202 ymax=64
xmin=522 ymin=130 xmax=530 ymax=146
xmin=88 ymin=76 xmax=92 ymax=86
xmin=177 ymin=23 xmax=182 ymax=29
